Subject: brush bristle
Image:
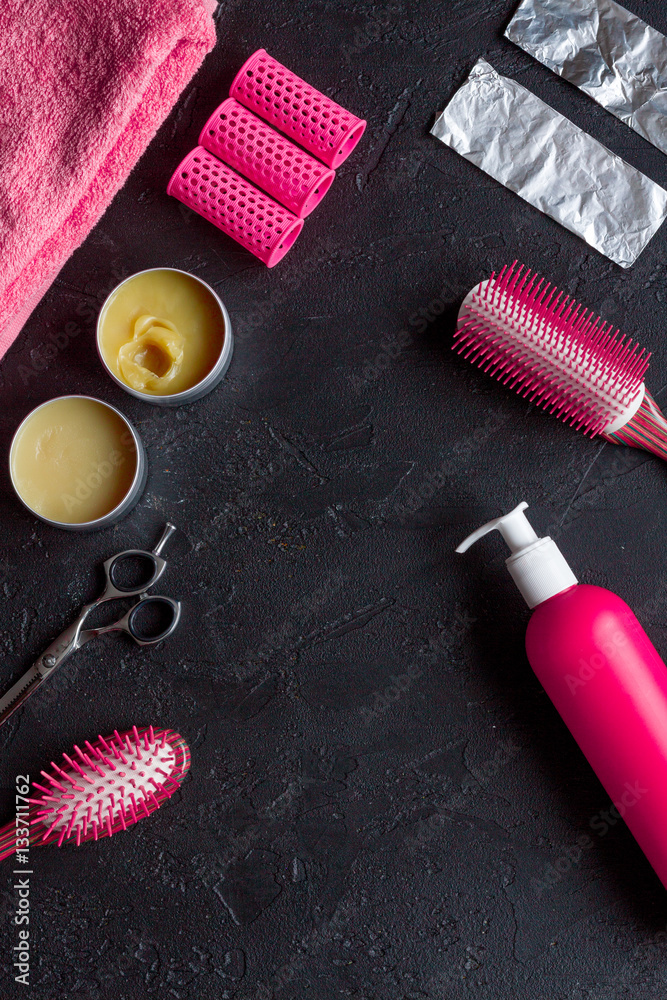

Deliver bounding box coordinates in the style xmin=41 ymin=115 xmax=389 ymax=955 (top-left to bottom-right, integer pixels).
xmin=455 ymin=262 xmax=650 ymax=437
xmin=28 ymin=727 xmax=190 ymax=848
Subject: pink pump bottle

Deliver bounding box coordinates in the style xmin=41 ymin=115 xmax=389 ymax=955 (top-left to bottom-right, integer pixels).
xmin=457 ymin=502 xmax=667 ymax=889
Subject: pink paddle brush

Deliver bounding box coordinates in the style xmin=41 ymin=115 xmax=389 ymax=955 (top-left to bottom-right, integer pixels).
xmin=0 ymin=726 xmax=190 ymax=859
xmin=455 ymin=261 xmax=667 ymax=459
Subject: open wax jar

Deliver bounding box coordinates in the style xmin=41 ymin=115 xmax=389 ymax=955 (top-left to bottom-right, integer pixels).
xmin=9 ymin=396 xmax=146 ymax=531
xmin=97 ymin=268 xmax=233 ymax=405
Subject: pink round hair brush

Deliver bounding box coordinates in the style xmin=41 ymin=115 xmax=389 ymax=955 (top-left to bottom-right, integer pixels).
xmin=455 ymin=261 xmax=667 ymax=459
xmin=0 ymin=727 xmax=190 ymax=860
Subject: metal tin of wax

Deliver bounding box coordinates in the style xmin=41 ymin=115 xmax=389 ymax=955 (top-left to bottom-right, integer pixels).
xmin=96 ymin=267 xmax=234 ymax=407
xmin=9 ymin=395 xmax=147 ymax=532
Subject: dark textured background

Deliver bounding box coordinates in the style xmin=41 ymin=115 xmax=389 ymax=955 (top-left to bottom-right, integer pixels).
xmin=2 ymin=0 xmax=667 ymax=997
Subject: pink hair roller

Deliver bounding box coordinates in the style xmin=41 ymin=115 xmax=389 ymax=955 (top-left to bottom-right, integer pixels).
xmin=229 ymin=48 xmax=366 ymax=169
xmin=199 ymin=98 xmax=336 ymax=218
xmin=167 ymin=146 xmax=303 ymax=268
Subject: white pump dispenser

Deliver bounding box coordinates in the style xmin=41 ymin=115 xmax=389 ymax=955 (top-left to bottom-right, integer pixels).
xmin=456 ymin=502 xmax=578 ymax=608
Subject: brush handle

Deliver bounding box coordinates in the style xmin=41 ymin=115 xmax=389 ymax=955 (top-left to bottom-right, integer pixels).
xmin=0 ymin=820 xmax=17 ymax=862
xmin=603 ymin=389 xmax=667 ymax=461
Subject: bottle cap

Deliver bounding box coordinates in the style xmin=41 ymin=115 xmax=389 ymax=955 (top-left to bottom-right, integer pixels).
xmin=456 ymin=502 xmax=578 ymax=609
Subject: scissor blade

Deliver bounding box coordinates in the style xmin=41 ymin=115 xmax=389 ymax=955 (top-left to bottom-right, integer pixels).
xmin=0 ymin=665 xmax=44 ymax=727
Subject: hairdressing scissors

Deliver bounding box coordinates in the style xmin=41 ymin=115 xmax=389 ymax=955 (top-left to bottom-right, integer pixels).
xmin=0 ymin=523 xmax=181 ymax=729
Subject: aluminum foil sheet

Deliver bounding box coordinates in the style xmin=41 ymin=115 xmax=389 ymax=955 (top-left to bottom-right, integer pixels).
xmin=430 ymin=58 xmax=667 ymax=267
xmin=506 ymin=0 xmax=667 ymax=155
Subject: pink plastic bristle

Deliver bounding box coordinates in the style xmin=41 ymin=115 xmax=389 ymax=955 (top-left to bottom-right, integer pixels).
xmin=65 ymin=806 xmax=79 ymax=839
xmin=42 ymin=816 xmax=61 ymax=841
xmin=84 ymin=741 xmax=104 ymax=764
xmin=41 ymin=770 xmax=66 ymax=792
xmin=63 ymin=752 xmax=93 ymax=783
xmin=31 ymin=784 xmax=53 ymax=796
xmin=0 ymin=728 xmax=190 ymax=860
xmin=112 ymin=730 xmax=129 ymax=763
xmin=51 ymin=761 xmax=84 ymax=791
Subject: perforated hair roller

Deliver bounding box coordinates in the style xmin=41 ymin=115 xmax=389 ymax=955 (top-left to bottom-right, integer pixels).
xmin=229 ymin=48 xmax=366 ymax=169
xmin=167 ymin=146 xmax=304 ymax=267
xmin=200 ymin=98 xmax=336 ymax=218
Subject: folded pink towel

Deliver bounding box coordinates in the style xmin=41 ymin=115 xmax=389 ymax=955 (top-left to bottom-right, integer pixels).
xmin=0 ymin=0 xmax=217 ymax=360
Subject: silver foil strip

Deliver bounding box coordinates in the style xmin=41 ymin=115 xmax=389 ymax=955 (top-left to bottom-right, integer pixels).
xmin=430 ymin=58 xmax=667 ymax=268
xmin=506 ymin=0 xmax=667 ymax=155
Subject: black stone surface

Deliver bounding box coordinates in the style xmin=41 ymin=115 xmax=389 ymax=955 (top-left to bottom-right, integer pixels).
xmin=2 ymin=1 xmax=667 ymax=997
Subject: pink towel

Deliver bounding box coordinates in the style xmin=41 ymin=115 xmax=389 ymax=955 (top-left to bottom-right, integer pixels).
xmin=0 ymin=0 xmax=217 ymax=361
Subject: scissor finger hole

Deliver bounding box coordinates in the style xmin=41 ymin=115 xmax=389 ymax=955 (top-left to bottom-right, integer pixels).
xmin=109 ymin=553 xmax=160 ymax=592
xmin=128 ymin=597 xmax=179 ymax=643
